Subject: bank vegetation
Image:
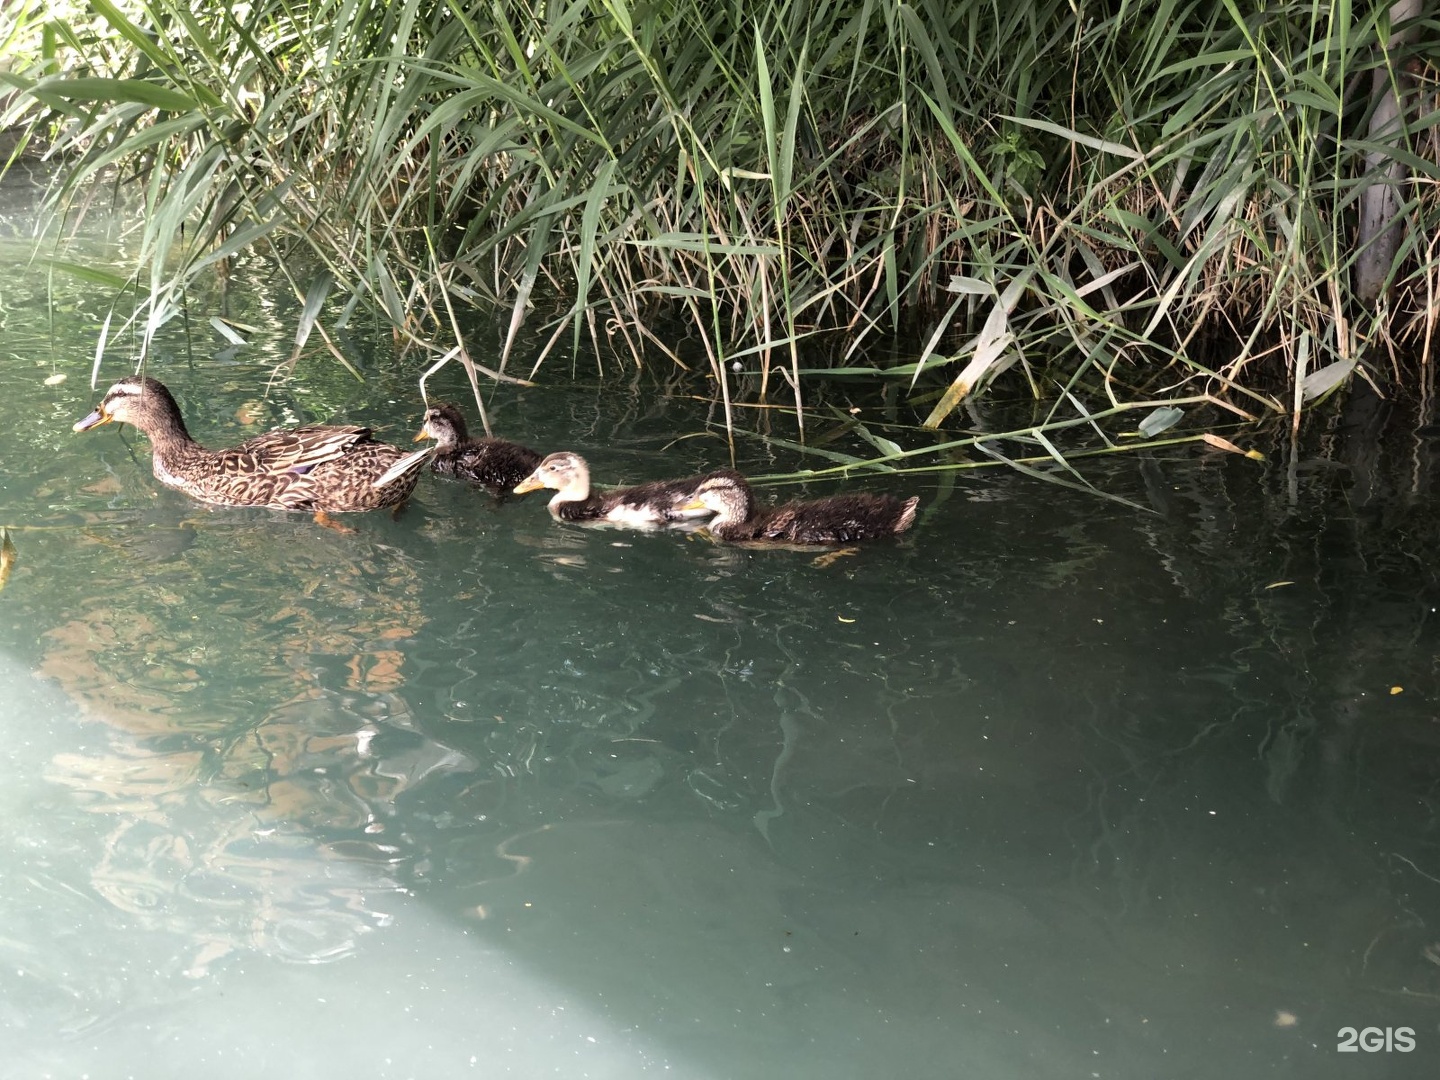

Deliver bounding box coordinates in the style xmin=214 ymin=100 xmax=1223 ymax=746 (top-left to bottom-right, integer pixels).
xmin=2 ymin=0 xmax=1437 ymax=475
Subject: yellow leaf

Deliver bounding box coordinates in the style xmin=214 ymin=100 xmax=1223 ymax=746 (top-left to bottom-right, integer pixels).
xmin=1390 ymin=686 xmax=1403 ymax=695
xmin=837 ymin=616 xmax=856 ymax=623
xmin=1201 ymin=433 xmax=1264 ymax=459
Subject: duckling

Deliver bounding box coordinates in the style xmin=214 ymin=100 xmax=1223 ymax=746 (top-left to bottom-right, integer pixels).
xmin=73 ymin=376 xmax=427 ymax=522
xmin=413 ymin=402 xmax=541 ymax=497
xmin=682 ymin=472 xmax=918 ymax=545
xmin=513 ymin=451 xmax=742 ymax=528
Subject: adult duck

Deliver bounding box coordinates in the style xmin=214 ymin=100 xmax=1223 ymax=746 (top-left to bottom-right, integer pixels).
xmin=73 ymin=376 xmax=427 ymax=523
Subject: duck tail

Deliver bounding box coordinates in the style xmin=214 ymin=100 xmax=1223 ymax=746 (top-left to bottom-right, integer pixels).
xmin=895 ymin=496 xmax=920 ymax=534
xmin=374 ymin=446 xmax=436 ymax=489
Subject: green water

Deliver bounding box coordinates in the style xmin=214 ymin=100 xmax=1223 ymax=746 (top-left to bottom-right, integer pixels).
xmin=2 ymin=175 xmax=1439 ymax=1078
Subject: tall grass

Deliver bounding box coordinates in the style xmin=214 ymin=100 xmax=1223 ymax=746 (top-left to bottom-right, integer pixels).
xmin=1 ymin=0 xmax=1437 ymax=462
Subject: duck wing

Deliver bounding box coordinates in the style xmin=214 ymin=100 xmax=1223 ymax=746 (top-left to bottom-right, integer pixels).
xmin=750 ymin=494 xmax=918 ymax=545
xmin=299 ymin=441 xmax=427 ymax=513
xmin=232 ymin=424 xmax=374 ymax=475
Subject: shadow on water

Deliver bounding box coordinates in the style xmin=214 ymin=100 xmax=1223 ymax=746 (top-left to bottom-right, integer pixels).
xmin=2 ymin=189 xmax=1440 ymax=1075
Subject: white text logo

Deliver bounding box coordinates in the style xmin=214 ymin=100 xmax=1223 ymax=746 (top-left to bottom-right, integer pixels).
xmin=1336 ymin=1027 xmax=1415 ymax=1053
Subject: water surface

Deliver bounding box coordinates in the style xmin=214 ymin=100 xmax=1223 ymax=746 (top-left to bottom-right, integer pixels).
xmin=1 ymin=174 xmax=1439 ymax=1079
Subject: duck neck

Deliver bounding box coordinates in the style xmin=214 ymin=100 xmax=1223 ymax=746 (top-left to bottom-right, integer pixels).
xmin=546 ymin=472 xmax=600 ymax=521
xmin=548 ymin=487 xmax=594 ymax=512
xmin=707 ymin=492 xmax=755 ymax=538
xmin=550 ymin=468 xmax=590 ymax=504
xmin=141 ymin=410 xmax=207 ymax=475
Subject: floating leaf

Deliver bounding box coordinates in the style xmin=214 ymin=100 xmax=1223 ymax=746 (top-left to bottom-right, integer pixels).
xmin=1138 ymin=406 xmax=1184 ymax=438
xmin=1202 ymin=433 xmax=1265 ymax=460
xmin=1390 ymin=686 xmax=1403 ymax=695
xmin=1265 ymin=581 xmax=1294 ymax=589
xmin=43 ymin=373 xmax=66 ymax=386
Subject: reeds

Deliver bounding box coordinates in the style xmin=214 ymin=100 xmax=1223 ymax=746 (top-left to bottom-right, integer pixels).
xmin=2 ymin=0 xmax=1437 ymax=449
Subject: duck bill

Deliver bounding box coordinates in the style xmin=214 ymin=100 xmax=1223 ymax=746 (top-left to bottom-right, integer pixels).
xmin=680 ymin=498 xmax=705 ymax=512
xmin=412 ymin=426 xmax=433 ymax=444
xmin=72 ymin=408 xmax=111 ymax=433
xmin=512 ymin=475 xmax=544 ymax=495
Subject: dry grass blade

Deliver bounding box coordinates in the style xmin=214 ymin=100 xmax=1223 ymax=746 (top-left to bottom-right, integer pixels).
xmin=1201 ymin=433 xmax=1265 ymax=460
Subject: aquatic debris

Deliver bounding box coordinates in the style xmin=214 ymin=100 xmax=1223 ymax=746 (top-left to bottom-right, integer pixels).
xmin=0 ymin=528 xmax=16 ymax=593
xmin=44 ymin=373 xmax=66 ymax=386
xmin=1201 ymin=433 xmax=1265 ymax=461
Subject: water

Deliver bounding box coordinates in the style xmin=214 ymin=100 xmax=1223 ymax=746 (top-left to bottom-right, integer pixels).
xmin=2 ymin=174 xmax=1439 ymax=1079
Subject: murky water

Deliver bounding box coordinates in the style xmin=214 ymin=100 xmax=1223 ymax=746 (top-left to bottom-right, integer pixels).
xmin=2 ymin=169 xmax=1439 ymax=1079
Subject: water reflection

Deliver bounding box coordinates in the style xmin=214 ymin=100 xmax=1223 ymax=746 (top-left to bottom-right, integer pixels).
xmin=30 ymin=519 xmax=472 ymax=978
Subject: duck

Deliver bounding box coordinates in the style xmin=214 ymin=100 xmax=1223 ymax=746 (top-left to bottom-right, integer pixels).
xmin=682 ymin=472 xmax=919 ymax=545
xmin=73 ymin=375 xmax=429 ymax=522
xmin=513 ymin=451 xmax=743 ymax=528
xmin=412 ymin=402 xmax=541 ymax=497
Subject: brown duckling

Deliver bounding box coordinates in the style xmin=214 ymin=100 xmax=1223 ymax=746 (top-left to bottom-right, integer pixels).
xmin=513 ymin=451 xmax=742 ymax=529
xmin=73 ymin=376 xmax=427 ymax=521
xmin=682 ymin=472 xmax=918 ymax=545
xmin=414 ymin=402 xmax=541 ymax=497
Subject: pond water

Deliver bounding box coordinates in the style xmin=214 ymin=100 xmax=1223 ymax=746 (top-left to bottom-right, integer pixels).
xmin=2 ymin=168 xmax=1439 ymax=1079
